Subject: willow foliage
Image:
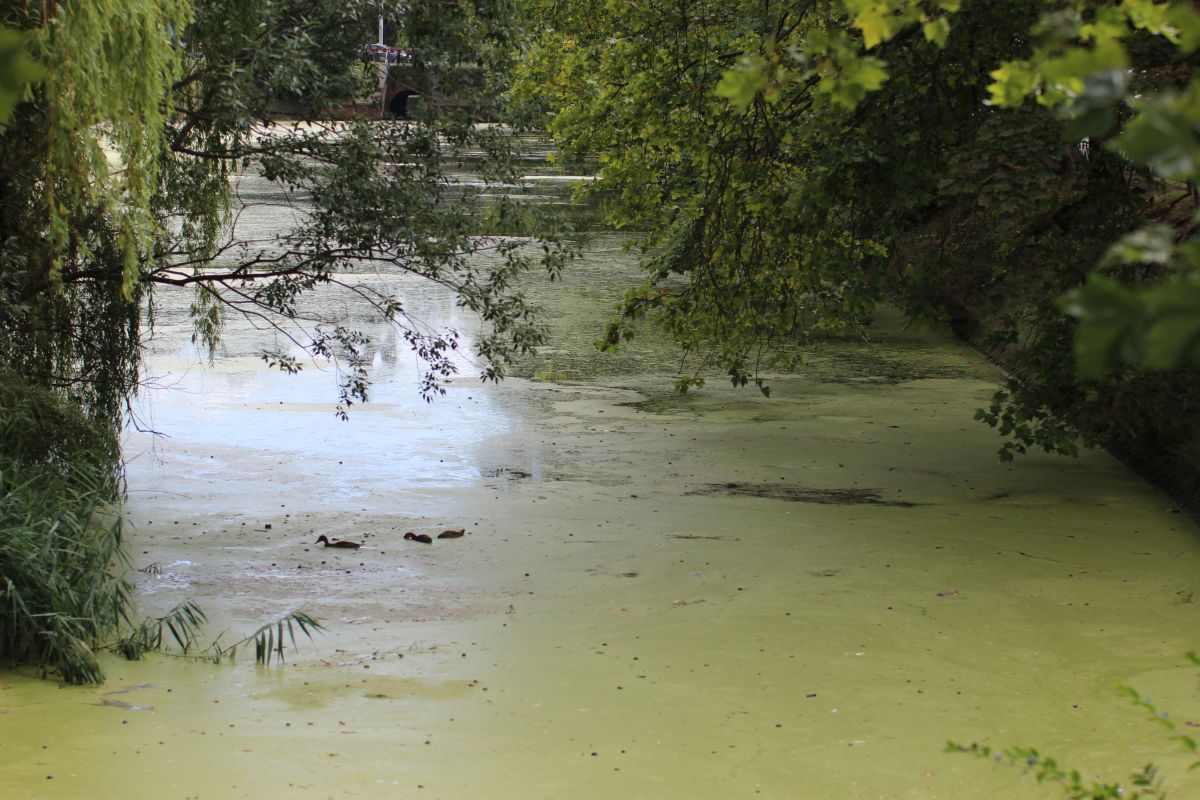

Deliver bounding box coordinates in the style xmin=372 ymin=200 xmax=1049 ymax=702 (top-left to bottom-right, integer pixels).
xmin=3 ymin=0 xmax=569 ymax=422
xmin=34 ymin=0 xmax=192 ymax=297
xmin=2 ymin=0 xmax=193 ymax=425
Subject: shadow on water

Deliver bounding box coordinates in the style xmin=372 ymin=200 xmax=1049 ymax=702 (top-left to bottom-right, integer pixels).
xmin=687 ymin=482 xmax=921 ymax=508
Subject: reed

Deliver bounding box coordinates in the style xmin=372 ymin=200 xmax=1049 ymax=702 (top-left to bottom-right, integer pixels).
xmin=0 ymin=375 xmax=323 ymax=683
xmin=0 ymin=461 xmax=131 ymax=684
xmin=0 ymin=372 xmax=128 ymax=683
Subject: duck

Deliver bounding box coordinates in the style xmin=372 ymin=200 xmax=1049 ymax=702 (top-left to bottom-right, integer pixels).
xmin=315 ymin=535 xmax=362 ymax=549
xmin=404 ymin=532 xmax=434 ymax=544
xmin=438 ymin=528 xmax=465 ymax=539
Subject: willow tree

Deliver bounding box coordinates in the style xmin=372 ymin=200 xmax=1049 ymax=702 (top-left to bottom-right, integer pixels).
xmin=0 ymin=0 xmax=564 ymax=681
xmin=3 ymin=0 xmax=564 ymax=424
xmin=0 ymin=0 xmax=187 ymax=426
xmin=514 ymin=0 xmax=1200 ymax=480
xmin=0 ymin=0 xmax=189 ymax=683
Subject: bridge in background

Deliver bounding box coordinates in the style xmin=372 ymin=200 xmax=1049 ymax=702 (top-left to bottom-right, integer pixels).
xmin=363 ymin=43 xmax=412 ymax=65
xmin=366 ymin=18 xmax=418 ymax=116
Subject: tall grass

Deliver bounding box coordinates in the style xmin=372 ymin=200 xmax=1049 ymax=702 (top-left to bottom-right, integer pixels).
xmin=0 ymin=371 xmax=130 ymax=683
xmin=0 ymin=468 xmax=131 ymax=683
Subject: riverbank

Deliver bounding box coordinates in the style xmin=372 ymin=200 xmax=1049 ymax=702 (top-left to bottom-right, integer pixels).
xmin=961 ymin=324 xmax=1200 ymax=524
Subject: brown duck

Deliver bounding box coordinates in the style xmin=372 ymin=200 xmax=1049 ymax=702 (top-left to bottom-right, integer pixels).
xmin=315 ymin=535 xmax=362 ymax=549
xmin=404 ymin=532 xmax=434 ymax=544
xmin=438 ymin=528 xmax=465 ymax=539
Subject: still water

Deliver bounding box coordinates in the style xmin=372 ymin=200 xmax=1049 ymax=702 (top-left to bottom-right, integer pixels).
xmin=1 ymin=131 xmax=1198 ymax=799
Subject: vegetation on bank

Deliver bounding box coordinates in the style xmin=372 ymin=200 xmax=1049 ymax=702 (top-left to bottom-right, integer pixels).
xmin=0 ymin=373 xmax=126 ymax=683
xmin=0 ymin=373 xmax=325 ymax=682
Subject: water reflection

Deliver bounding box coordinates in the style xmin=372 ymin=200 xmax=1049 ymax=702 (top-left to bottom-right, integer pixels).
xmin=131 ymin=136 xmax=668 ymax=504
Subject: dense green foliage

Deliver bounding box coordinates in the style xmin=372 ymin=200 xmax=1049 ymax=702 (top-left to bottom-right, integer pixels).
xmin=0 ymin=373 xmax=128 ymax=683
xmin=514 ymin=0 xmax=1200 ymax=473
xmin=0 ymin=27 xmax=41 ymax=123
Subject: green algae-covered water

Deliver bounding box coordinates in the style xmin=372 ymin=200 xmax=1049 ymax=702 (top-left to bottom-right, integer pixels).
xmin=2 ymin=140 xmax=1199 ymax=800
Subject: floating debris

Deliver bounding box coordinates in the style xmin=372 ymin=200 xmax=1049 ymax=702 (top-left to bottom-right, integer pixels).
xmin=95 ymin=698 xmax=153 ymax=712
xmin=687 ymin=483 xmax=919 ymax=507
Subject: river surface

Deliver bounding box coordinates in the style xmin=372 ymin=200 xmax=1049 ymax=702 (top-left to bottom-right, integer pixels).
xmin=2 ymin=131 xmax=1199 ymax=799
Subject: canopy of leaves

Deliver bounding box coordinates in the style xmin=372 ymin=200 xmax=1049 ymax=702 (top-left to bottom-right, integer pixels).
xmin=513 ymin=0 xmax=1200 ymax=471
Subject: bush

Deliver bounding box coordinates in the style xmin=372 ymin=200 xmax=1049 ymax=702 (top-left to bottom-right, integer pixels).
xmin=0 ymin=372 xmax=129 ymax=683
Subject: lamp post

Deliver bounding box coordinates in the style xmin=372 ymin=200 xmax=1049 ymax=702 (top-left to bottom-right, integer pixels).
xmin=377 ymin=14 xmax=388 ymax=114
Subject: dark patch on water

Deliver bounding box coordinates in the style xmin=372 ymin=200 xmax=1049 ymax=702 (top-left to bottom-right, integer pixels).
xmin=95 ymin=698 xmax=154 ymax=711
xmin=689 ymin=482 xmax=919 ymax=507
xmin=617 ymin=392 xmax=697 ymax=415
xmin=800 ymin=342 xmax=992 ymax=385
xmin=103 ymin=683 xmax=159 ymax=695
xmin=480 ymin=466 xmax=533 ymax=481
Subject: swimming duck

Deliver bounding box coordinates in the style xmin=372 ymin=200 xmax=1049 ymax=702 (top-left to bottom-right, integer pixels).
xmin=404 ymin=532 xmax=434 ymax=544
xmin=315 ymin=535 xmax=362 ymax=549
xmin=438 ymin=529 xmax=465 ymax=539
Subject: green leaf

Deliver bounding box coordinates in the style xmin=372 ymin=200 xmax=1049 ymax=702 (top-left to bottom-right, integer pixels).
xmin=0 ymin=28 xmax=44 ymax=125
xmin=923 ymin=17 xmax=951 ymax=47
xmin=1112 ymin=104 xmax=1200 ymax=180
xmin=1168 ymin=4 xmax=1200 ymax=52
xmin=988 ymin=61 xmax=1037 ymax=107
xmin=715 ymin=55 xmax=770 ymax=110
xmin=1124 ymin=0 xmax=1184 ymax=42
xmin=1059 ymin=275 xmax=1148 ymax=378
xmin=854 ymin=8 xmax=896 ymax=50
xmin=824 ymin=55 xmax=889 ymax=108
xmin=1039 ymin=38 xmax=1128 ymax=102
xmin=1143 ymin=278 xmax=1200 ymax=370
xmin=1103 ymin=224 xmax=1177 ymax=267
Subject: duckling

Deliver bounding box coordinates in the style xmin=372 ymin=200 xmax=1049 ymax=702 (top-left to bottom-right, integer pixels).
xmin=315 ymin=535 xmax=362 ymax=549
xmin=437 ymin=528 xmax=465 ymax=539
xmin=404 ymin=532 xmax=434 ymax=544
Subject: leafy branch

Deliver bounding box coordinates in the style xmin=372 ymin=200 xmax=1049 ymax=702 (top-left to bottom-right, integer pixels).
xmin=207 ymin=610 xmax=324 ymax=666
xmin=113 ymin=600 xmax=324 ymax=667
xmin=947 ymin=741 xmax=1164 ymax=799
xmin=950 ymin=653 xmax=1200 ymax=798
